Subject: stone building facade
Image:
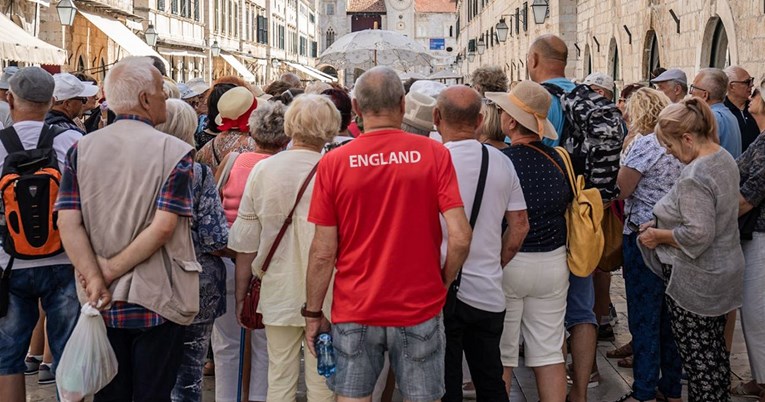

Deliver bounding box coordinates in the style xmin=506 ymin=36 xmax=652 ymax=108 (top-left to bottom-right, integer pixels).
xmin=457 ymin=0 xmax=765 ymax=92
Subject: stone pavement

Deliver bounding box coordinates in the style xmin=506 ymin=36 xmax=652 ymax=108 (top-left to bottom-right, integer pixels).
xmin=26 ymin=273 xmax=754 ymax=401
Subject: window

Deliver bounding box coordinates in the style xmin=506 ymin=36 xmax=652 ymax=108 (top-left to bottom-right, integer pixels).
xmin=326 ymin=3 xmax=334 ymax=15
xmin=309 ymin=12 xmax=315 ymax=23
xmin=326 ymin=28 xmax=335 ymax=49
xmin=514 ymin=8 xmax=519 ymax=35
xmin=257 ymin=14 xmax=269 ymax=44
xmin=193 ymin=0 xmax=199 ymax=20
xmin=311 ymin=40 xmax=317 ymax=57
xmin=158 ymin=0 xmax=165 ymax=11
xmin=299 ymin=36 xmax=307 ymax=56
xmin=171 ymin=0 xmax=178 ymax=14
xmin=214 ymin=0 xmax=219 ymax=31
xmin=449 ymin=25 xmax=453 ymax=37
xmin=279 ymin=25 xmax=285 ymax=49
xmin=708 ymin=18 xmax=730 ymax=68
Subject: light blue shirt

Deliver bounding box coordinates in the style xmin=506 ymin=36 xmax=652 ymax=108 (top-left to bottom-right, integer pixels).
xmin=542 ymin=77 xmax=577 ymax=147
xmin=710 ymin=102 xmax=742 ymax=158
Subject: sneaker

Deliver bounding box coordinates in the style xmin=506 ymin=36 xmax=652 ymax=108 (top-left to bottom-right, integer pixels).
xmin=566 ymin=371 xmax=600 ymax=388
xmin=24 ymin=356 xmax=42 ymax=376
xmin=598 ymin=324 xmax=616 ymax=342
xmin=462 ymin=382 xmax=476 ymax=399
xmin=609 ymin=302 xmax=618 ymax=325
xmin=38 ymin=363 xmax=55 ymax=385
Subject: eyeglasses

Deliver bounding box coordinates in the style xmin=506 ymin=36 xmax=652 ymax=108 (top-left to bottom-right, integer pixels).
xmin=731 ymin=77 xmax=755 ymax=87
xmin=688 ymin=84 xmax=709 ymax=95
xmin=74 ymin=97 xmax=88 ymax=104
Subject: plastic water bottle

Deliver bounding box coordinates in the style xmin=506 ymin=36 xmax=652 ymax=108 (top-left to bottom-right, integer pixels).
xmin=316 ymin=333 xmax=336 ymax=378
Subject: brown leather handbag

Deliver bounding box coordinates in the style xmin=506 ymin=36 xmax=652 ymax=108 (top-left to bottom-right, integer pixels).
xmin=240 ymin=163 xmax=319 ymax=329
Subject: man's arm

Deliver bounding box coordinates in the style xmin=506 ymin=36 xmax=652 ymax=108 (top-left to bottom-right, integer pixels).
xmin=441 ymin=207 xmax=472 ymax=287
xmin=58 ymin=210 xmax=111 ymax=307
xmin=501 ymin=210 xmax=529 ymax=267
xmin=100 ymin=211 xmax=179 ymax=285
xmin=305 ymin=224 xmax=337 ymax=357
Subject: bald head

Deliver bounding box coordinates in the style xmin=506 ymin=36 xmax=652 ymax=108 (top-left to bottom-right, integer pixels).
xmin=528 ymin=34 xmax=568 ymax=83
xmin=354 ymin=66 xmax=405 ymax=115
xmin=435 ymin=86 xmax=482 ymax=138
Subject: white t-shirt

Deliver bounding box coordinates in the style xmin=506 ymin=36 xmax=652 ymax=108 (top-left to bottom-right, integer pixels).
xmin=0 ymin=121 xmax=82 ymax=270
xmin=440 ymin=139 xmax=527 ymax=312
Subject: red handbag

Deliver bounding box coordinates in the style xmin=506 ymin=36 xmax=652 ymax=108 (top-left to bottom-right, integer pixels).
xmin=240 ymin=163 xmax=319 ymax=329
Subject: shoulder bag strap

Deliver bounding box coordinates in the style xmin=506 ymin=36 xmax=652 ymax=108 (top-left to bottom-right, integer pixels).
xmin=259 ymin=162 xmax=319 ymax=276
xmin=0 ymin=127 xmax=24 ymax=154
xmin=554 ymin=146 xmax=578 ymax=197
xmin=216 ymin=151 xmax=239 ymax=193
xmin=453 ymin=144 xmax=490 ymax=290
xmin=37 ymin=125 xmax=65 ymax=149
xmin=518 ymin=143 xmax=565 ymax=177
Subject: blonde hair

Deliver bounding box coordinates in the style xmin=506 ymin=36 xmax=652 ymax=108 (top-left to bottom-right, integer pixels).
xmin=625 ymin=88 xmax=670 ymax=135
xmin=284 ymin=94 xmax=340 ymax=147
xmin=478 ymin=102 xmax=504 ymax=142
xmin=156 ymin=99 xmax=197 ymax=147
xmin=655 ymin=97 xmax=719 ymax=145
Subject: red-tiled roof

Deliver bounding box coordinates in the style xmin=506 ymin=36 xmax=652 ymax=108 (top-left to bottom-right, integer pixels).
xmin=347 ymin=0 xmax=387 ymax=13
xmin=415 ymin=0 xmax=456 ymax=13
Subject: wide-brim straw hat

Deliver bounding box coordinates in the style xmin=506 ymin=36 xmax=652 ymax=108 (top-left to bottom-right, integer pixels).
xmin=485 ymin=81 xmax=557 ymax=140
xmin=215 ymin=86 xmax=258 ymax=131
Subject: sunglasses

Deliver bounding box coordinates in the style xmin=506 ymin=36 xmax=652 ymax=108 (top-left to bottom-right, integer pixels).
xmin=731 ymin=77 xmax=755 ymax=87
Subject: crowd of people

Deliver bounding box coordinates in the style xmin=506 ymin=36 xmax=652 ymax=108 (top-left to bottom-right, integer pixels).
xmin=0 ymin=31 xmax=762 ymax=402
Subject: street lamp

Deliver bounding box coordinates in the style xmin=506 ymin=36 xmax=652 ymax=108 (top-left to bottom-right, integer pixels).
xmin=211 ymin=40 xmax=221 ymax=57
xmin=531 ymin=0 xmax=549 ymax=24
xmin=455 ymin=54 xmax=463 ymax=68
xmin=145 ymin=24 xmax=158 ymax=47
xmin=496 ymin=18 xmax=509 ymax=42
xmin=477 ymin=35 xmax=486 ymax=55
xmin=56 ymin=0 xmax=77 ymax=26
xmin=467 ymin=51 xmax=475 ymax=63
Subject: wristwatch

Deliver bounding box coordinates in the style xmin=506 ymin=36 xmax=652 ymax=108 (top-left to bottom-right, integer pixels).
xmin=301 ymin=304 xmax=323 ymax=318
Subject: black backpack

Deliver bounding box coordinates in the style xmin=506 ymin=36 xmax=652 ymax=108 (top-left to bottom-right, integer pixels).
xmin=543 ymin=83 xmax=625 ymax=202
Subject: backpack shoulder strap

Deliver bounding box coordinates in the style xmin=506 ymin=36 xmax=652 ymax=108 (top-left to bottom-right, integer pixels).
xmin=0 ymin=126 xmax=24 ymax=154
xmin=37 ymin=124 xmax=67 ymax=149
xmin=541 ymin=82 xmax=566 ymax=98
xmin=554 ymin=147 xmax=577 ymax=196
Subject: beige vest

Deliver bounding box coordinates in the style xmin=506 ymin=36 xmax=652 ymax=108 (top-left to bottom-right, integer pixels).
xmin=76 ymin=119 xmax=200 ymax=325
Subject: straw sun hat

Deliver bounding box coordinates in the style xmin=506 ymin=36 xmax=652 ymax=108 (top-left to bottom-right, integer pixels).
xmin=485 ymin=81 xmax=557 ymax=140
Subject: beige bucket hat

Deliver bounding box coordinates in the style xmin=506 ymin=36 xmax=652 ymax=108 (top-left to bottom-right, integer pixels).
xmin=485 ymin=81 xmax=557 ymax=140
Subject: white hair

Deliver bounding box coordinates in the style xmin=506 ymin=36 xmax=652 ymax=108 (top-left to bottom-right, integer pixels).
xmin=104 ymin=56 xmax=161 ymax=114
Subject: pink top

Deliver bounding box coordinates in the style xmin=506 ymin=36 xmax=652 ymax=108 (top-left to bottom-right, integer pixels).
xmin=222 ymin=152 xmax=271 ymax=226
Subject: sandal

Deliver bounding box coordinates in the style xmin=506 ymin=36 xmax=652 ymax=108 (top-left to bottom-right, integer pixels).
xmin=731 ymin=382 xmax=763 ymax=399
xmin=617 ymin=355 xmax=633 ymax=368
xmin=607 ymin=341 xmax=633 ymax=358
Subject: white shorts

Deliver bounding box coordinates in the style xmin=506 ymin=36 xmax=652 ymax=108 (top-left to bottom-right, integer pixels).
xmin=500 ymin=246 xmax=569 ymax=367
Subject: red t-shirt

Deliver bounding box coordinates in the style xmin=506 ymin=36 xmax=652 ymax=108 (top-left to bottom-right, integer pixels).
xmin=308 ymin=129 xmax=463 ymax=326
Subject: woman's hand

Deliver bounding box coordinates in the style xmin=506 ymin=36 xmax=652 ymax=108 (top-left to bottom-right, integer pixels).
xmin=639 ymin=227 xmax=661 ymax=249
xmin=638 ymin=220 xmax=655 ymax=233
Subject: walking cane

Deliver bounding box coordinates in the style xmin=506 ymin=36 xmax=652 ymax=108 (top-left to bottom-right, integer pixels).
xmin=237 ymin=328 xmax=253 ymax=402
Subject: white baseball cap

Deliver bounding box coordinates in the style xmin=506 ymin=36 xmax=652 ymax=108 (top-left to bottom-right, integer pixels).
xmin=583 ymin=72 xmax=615 ymax=92
xmin=53 ymin=73 xmax=99 ymax=101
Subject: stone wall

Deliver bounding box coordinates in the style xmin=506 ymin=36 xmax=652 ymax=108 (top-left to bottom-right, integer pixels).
xmin=457 ymin=0 xmax=765 ymax=88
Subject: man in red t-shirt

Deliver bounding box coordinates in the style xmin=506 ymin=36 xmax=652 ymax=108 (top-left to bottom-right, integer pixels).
xmin=303 ymin=66 xmax=472 ymax=402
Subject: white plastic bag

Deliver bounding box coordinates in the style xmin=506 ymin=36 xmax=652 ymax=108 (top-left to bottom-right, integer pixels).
xmin=56 ymin=303 xmax=118 ymax=402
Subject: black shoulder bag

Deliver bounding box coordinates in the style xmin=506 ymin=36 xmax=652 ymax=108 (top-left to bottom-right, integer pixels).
xmin=444 ymin=144 xmax=489 ymax=317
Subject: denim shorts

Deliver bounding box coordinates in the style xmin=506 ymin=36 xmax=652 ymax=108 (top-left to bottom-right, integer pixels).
xmin=564 ymin=272 xmax=598 ymax=329
xmin=0 ymin=265 xmax=80 ymax=375
xmin=329 ymin=315 xmax=445 ymax=402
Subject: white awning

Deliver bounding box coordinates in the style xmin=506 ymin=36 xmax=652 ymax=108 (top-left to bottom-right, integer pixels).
xmin=0 ymin=13 xmax=66 ymax=65
xmin=303 ymin=64 xmax=337 ymax=82
xmin=79 ymin=11 xmax=169 ymax=71
xmin=285 ymin=61 xmax=333 ymax=83
xmin=158 ymin=48 xmax=207 ymax=58
xmin=220 ymin=53 xmax=255 ymax=82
